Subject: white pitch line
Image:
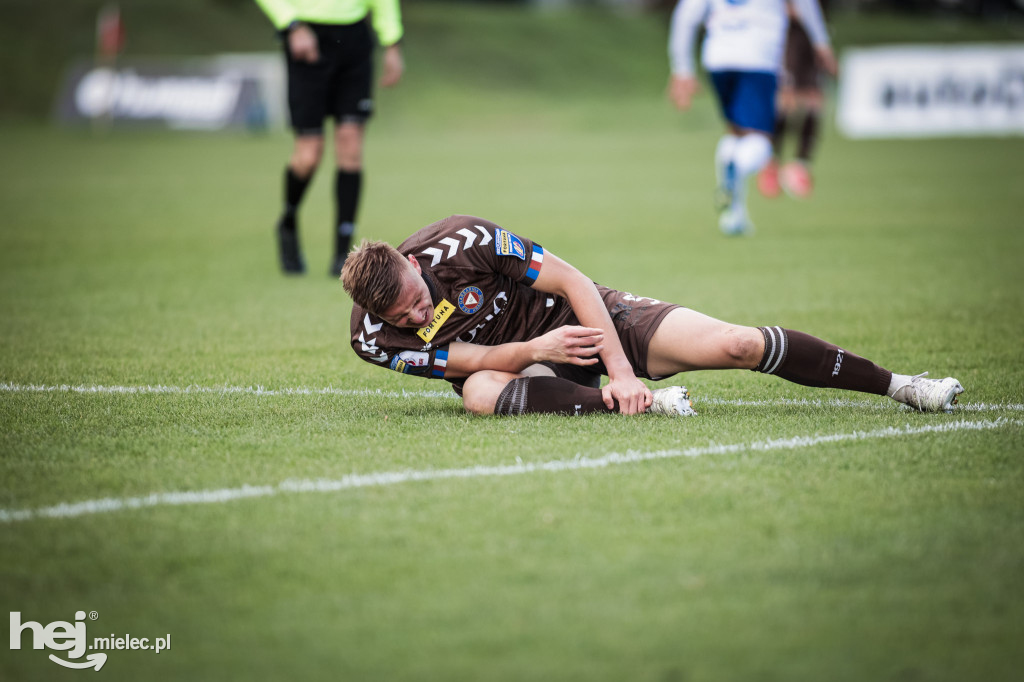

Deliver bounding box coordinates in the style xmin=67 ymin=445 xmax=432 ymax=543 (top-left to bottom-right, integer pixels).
xmin=0 ymin=382 xmax=457 ymax=399
xmin=1 ymin=382 xmax=1022 ymax=413
xmin=1 ymin=418 xmax=1019 ymax=524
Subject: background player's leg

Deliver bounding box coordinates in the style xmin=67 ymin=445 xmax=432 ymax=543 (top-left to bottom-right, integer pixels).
xmin=781 ymin=89 xmax=825 ymax=199
xmin=759 ymin=86 xmax=793 ymax=198
xmin=714 ymin=132 xmax=739 ymax=201
xmin=331 ymin=121 xmax=365 ymax=276
xmin=718 ymin=71 xmax=776 ymax=235
xmin=724 ymin=132 xmax=772 ymax=233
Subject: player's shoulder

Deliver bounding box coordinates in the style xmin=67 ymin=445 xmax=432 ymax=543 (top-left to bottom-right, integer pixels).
xmin=397 ymin=215 xmax=496 ymax=252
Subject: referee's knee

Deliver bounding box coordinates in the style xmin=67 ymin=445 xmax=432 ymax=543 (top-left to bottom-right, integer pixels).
xmin=290 ymin=139 xmax=324 ymax=177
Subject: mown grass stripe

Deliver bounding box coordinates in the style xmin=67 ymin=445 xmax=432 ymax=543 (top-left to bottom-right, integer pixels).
xmin=2 ymin=418 xmax=1019 ymax=524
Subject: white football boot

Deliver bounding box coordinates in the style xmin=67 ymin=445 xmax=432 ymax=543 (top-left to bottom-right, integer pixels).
xmin=890 ymin=373 xmax=964 ymax=413
xmin=648 ymin=386 xmax=697 ymax=417
xmin=719 ymin=207 xmax=754 ymax=237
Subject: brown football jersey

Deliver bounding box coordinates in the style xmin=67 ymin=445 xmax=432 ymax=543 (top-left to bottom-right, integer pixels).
xmin=349 ymin=215 xmax=681 ymax=384
xmin=350 ymin=215 xmax=573 ymax=380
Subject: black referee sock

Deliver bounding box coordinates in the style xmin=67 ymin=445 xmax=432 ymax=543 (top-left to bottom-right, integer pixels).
xmin=335 ymin=169 xmax=362 ymax=256
xmin=754 ymin=326 xmax=891 ymax=396
xmin=494 ymin=377 xmax=615 ymax=416
xmin=282 ymin=167 xmax=312 ymax=231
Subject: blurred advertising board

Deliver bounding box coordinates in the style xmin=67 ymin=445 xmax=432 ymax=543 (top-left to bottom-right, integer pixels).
xmin=53 ymin=54 xmax=286 ymax=131
xmin=837 ymin=44 xmax=1024 ymax=138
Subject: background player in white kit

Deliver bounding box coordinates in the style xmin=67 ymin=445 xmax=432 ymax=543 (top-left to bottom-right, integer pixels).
xmin=667 ymin=0 xmax=836 ymax=235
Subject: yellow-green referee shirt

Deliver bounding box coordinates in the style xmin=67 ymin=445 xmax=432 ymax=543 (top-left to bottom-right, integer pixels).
xmin=254 ymin=0 xmax=403 ymax=46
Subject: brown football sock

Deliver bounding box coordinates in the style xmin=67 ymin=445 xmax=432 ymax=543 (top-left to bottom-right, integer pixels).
xmin=754 ymin=326 xmax=891 ymax=395
xmin=494 ymin=377 xmax=615 ymax=416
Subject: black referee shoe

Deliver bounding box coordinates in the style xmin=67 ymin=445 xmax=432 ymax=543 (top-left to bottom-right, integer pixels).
xmin=276 ymin=220 xmax=306 ymax=275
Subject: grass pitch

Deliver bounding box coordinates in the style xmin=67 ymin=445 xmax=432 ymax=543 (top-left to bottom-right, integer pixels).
xmin=2 ymin=4 xmax=1024 ymax=681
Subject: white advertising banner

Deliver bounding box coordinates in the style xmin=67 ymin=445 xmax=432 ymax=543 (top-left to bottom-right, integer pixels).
xmin=837 ymin=44 xmax=1024 ymax=138
xmin=53 ymin=54 xmax=286 ymax=131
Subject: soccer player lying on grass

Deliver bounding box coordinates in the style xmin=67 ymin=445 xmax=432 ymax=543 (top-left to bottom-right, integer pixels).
xmin=341 ymin=215 xmax=963 ymax=416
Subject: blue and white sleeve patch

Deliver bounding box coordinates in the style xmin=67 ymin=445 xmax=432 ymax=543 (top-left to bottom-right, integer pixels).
xmin=431 ymin=348 xmax=449 ymax=378
xmin=389 ymin=350 xmax=431 ymax=376
xmin=494 ymin=228 xmax=527 ymax=261
xmin=522 ymin=244 xmax=545 ymax=286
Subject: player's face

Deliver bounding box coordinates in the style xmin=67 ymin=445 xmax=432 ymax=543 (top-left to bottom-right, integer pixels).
xmin=379 ymin=257 xmax=434 ymax=329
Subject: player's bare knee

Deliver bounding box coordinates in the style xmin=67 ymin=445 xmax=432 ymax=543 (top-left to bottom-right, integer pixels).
xmin=723 ymin=327 xmax=763 ymax=368
xmin=461 ymin=392 xmax=493 ymax=416
xmin=461 ymin=373 xmax=502 ymax=416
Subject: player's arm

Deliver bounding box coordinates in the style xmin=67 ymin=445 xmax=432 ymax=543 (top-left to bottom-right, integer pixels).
xmin=441 ymin=327 xmax=605 ymax=379
xmin=530 ymin=252 xmax=652 ymax=415
xmin=666 ymin=0 xmax=708 ymax=111
xmin=789 ymin=0 xmax=837 ymax=77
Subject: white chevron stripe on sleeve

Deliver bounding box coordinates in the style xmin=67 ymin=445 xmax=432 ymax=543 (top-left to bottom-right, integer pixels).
xmin=421 ymin=247 xmax=444 ymax=267
xmin=439 ymin=236 xmax=460 ymax=258
xmin=363 ymin=314 xmax=383 ymax=334
xmin=456 ymin=227 xmax=478 ymax=249
xmin=475 ymin=225 xmax=492 ymax=245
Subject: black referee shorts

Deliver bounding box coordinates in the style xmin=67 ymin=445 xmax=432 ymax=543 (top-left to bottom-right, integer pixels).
xmin=285 ymin=20 xmax=375 ymax=135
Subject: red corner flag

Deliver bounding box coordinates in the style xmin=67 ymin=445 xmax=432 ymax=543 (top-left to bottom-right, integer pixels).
xmin=96 ymin=4 xmax=125 ymax=58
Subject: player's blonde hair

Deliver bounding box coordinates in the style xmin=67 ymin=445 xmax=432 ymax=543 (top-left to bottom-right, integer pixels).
xmin=341 ymin=240 xmax=409 ymax=314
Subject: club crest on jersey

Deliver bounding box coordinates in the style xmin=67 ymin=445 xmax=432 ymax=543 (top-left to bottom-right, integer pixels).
xmin=457 ymin=286 xmax=484 ymax=314
xmin=416 ymin=299 xmax=455 ymax=343
xmin=494 ymin=228 xmax=526 ymax=261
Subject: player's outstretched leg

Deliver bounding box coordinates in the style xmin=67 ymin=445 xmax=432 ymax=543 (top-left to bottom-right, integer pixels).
xmin=751 ymin=326 xmax=965 ymax=411
xmin=646 ymin=310 xmax=963 ymax=412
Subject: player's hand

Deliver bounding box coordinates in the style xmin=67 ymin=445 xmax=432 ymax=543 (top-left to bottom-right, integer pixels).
xmin=380 ymin=45 xmax=404 ymax=88
xmin=603 ymin=375 xmax=653 ymax=415
xmin=668 ymin=75 xmax=698 ymax=111
xmin=531 ymin=326 xmax=604 ymax=366
xmin=815 ymin=45 xmax=838 ymax=78
xmin=288 ymin=23 xmax=319 ymax=63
